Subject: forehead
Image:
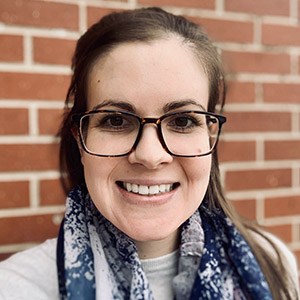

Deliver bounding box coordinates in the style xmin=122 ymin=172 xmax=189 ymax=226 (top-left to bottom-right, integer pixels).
xmin=87 ymin=38 xmax=209 ymax=113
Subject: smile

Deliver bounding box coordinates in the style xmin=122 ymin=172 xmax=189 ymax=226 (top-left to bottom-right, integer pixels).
xmin=118 ymin=181 xmax=179 ymax=196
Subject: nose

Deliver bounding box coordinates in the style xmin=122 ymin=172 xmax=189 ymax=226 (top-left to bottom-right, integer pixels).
xmin=128 ymin=124 xmax=173 ymax=169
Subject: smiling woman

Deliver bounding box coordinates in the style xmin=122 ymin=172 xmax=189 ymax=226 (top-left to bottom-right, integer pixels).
xmin=0 ymin=7 xmax=298 ymax=300
xmin=79 ymin=39 xmax=215 ymax=254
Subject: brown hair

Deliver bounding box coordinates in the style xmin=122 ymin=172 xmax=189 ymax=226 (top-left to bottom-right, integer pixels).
xmin=59 ymin=7 xmax=296 ymax=299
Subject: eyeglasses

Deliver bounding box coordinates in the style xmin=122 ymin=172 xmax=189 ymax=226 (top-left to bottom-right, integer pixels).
xmin=72 ymin=109 xmax=226 ymax=158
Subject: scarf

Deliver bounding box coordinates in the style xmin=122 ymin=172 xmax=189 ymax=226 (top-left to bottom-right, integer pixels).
xmin=57 ymin=184 xmax=273 ymax=300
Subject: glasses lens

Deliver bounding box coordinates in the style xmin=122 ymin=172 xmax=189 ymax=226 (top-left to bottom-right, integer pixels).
xmin=80 ymin=112 xmax=139 ymax=156
xmin=161 ymin=112 xmax=220 ymax=156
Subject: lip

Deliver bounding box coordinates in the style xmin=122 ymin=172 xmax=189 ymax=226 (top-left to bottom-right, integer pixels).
xmin=118 ymin=179 xmax=177 ymax=186
xmin=116 ymin=180 xmax=179 ymax=206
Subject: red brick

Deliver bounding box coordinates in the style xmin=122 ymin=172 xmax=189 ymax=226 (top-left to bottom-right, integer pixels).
xmin=265 ymin=140 xmax=300 ymax=160
xmin=0 ymin=181 xmax=29 ymax=209
xmin=263 ymin=83 xmax=300 ymax=103
xmin=222 ymin=50 xmax=290 ymax=74
xmin=262 ymin=24 xmax=300 ymax=46
xmin=226 ymin=81 xmax=255 ymax=103
xmin=87 ymin=7 xmax=124 ymax=28
xmin=0 ymin=0 xmax=78 ymax=30
xmin=225 ymin=0 xmax=289 ymax=16
xmin=218 ymin=140 xmax=256 ymax=162
xmin=225 ymin=168 xmax=292 ymax=191
xmin=265 ymin=224 xmax=292 ymax=243
xmin=0 ymin=35 xmax=23 ymax=62
xmin=224 ymin=111 xmax=291 ymax=133
xmin=294 ymin=250 xmax=300 ymax=269
xmin=188 ymin=17 xmax=253 ymax=43
xmin=0 ymin=214 xmax=61 ymax=244
xmin=0 ymin=143 xmax=59 ymax=171
xmin=0 ymin=108 xmax=29 ymax=135
xmin=0 ymin=72 xmax=70 ymax=100
xmin=40 ymin=179 xmax=66 ymax=206
xmin=137 ymin=0 xmax=214 ymax=9
xmin=38 ymin=108 xmax=63 ymax=135
xmin=265 ymin=195 xmax=300 ymax=218
xmin=231 ymin=198 xmax=256 ymax=220
xmin=33 ymin=37 xmax=76 ymax=65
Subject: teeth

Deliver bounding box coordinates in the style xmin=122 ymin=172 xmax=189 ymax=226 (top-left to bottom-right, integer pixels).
xmin=139 ymin=185 xmax=148 ymax=195
xmin=159 ymin=184 xmax=166 ymax=193
xmin=149 ymin=185 xmax=159 ymax=194
xmin=126 ymin=183 xmax=132 ymax=192
xmin=132 ymin=184 xmax=138 ymax=193
xmin=122 ymin=182 xmax=174 ymax=195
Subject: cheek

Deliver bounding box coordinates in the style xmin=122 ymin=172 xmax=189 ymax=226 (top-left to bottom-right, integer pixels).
xmin=179 ymin=156 xmax=212 ymax=217
xmin=81 ymin=155 xmax=96 ymax=177
xmin=81 ymin=155 xmax=109 ymax=183
xmin=184 ymin=156 xmax=212 ymax=184
xmin=81 ymin=155 xmax=122 ymax=190
xmin=81 ymin=155 xmax=115 ymax=212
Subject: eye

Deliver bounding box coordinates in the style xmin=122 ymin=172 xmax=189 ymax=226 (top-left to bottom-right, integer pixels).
xmin=89 ymin=112 xmax=140 ymax=134
xmin=97 ymin=114 xmax=132 ymax=131
xmin=165 ymin=114 xmax=202 ymax=133
xmin=173 ymin=116 xmax=192 ymax=127
xmin=106 ymin=115 xmax=125 ymax=127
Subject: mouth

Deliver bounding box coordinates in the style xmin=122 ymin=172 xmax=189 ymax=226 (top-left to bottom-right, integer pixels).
xmin=116 ymin=181 xmax=180 ymax=196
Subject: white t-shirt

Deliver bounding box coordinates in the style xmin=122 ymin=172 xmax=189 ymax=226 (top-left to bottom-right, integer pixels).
xmin=141 ymin=250 xmax=179 ymax=300
xmin=0 ymin=234 xmax=298 ymax=299
xmin=0 ymin=239 xmax=58 ymax=300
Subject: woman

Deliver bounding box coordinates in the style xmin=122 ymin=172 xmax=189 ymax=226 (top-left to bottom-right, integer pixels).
xmin=0 ymin=7 xmax=298 ymax=300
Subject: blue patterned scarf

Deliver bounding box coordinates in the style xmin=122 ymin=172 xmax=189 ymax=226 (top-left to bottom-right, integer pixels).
xmin=57 ymin=184 xmax=273 ymax=299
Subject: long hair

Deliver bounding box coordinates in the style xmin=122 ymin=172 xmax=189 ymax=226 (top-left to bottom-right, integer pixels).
xmin=59 ymin=7 xmax=296 ymax=299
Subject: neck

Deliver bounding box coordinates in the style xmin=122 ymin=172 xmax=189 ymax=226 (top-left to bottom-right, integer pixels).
xmin=134 ymin=229 xmax=180 ymax=259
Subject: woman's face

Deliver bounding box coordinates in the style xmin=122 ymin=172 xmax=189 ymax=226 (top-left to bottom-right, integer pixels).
xmin=82 ymin=37 xmax=211 ymax=246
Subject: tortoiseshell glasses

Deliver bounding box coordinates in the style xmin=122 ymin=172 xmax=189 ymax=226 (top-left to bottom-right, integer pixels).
xmin=72 ymin=110 xmax=226 ymax=157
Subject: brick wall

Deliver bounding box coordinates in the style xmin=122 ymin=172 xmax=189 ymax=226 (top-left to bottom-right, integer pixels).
xmin=0 ymin=0 xmax=299 ymax=276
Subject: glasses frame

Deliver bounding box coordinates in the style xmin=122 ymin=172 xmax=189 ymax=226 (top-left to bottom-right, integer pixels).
xmin=72 ymin=109 xmax=226 ymax=158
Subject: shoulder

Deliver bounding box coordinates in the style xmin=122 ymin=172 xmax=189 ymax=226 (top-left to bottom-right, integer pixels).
xmin=0 ymin=238 xmax=58 ymax=300
xmin=249 ymin=229 xmax=299 ymax=295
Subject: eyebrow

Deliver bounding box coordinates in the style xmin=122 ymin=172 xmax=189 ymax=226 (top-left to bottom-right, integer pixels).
xmin=91 ymin=100 xmax=136 ymax=113
xmin=91 ymin=98 xmax=207 ymax=114
xmin=163 ymin=99 xmax=207 ymax=113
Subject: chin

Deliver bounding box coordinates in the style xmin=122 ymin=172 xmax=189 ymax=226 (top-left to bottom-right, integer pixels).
xmin=120 ymin=218 xmax=181 ymax=242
